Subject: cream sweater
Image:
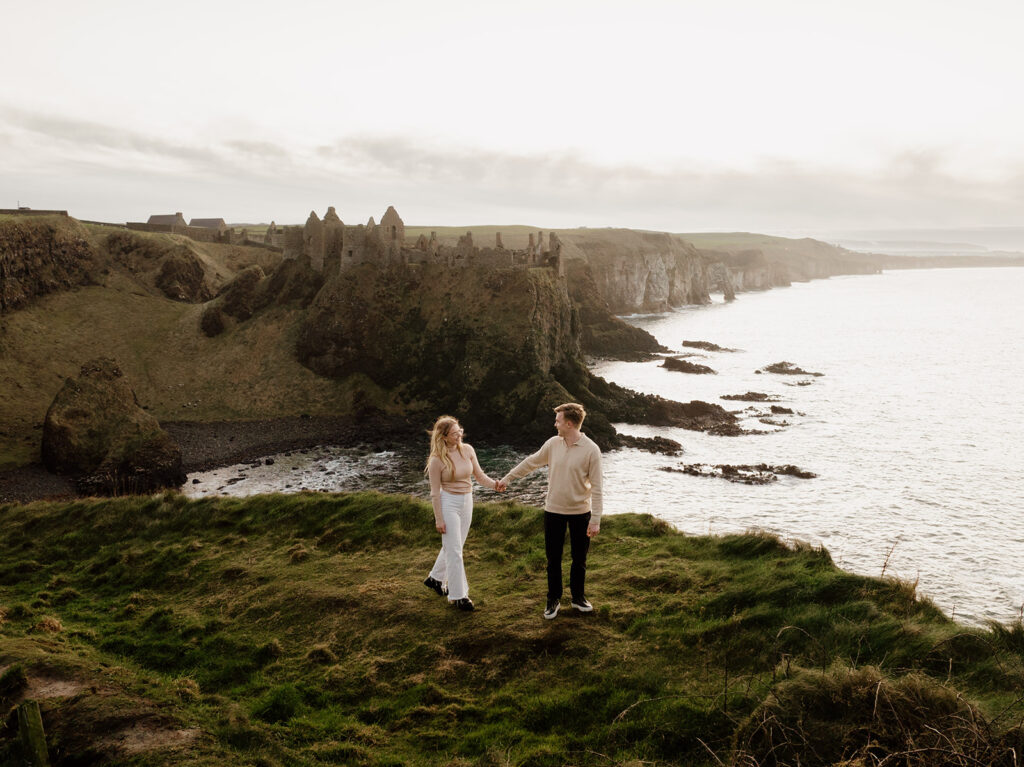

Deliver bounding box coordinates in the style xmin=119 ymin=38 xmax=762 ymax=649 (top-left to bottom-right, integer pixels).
xmin=502 ymin=434 xmax=603 ymax=521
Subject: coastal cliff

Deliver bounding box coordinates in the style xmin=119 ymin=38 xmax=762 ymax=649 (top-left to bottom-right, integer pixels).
xmin=683 ymin=232 xmax=885 ymax=295
xmin=557 ymin=229 xmax=711 ymax=313
xmin=296 ymin=262 xmax=581 ymax=445
xmin=400 ymin=226 xmax=888 ymax=317
xmin=295 ymin=261 xmax=734 ymax=448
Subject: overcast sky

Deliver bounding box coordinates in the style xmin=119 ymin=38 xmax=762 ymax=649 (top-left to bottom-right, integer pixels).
xmin=2 ymin=0 xmax=1023 ymax=232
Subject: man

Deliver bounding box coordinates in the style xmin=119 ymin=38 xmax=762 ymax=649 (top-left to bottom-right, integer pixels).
xmin=498 ymin=403 xmax=603 ymax=619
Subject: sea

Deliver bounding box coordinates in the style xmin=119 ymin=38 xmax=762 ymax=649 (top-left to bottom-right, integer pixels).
xmin=184 ymin=266 xmax=1024 ymax=626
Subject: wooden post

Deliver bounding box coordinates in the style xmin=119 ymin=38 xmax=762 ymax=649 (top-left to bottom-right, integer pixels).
xmin=17 ymin=700 xmax=50 ymax=767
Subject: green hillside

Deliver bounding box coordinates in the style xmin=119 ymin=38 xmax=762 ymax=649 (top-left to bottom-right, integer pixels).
xmin=1 ymin=492 xmax=1022 ymax=765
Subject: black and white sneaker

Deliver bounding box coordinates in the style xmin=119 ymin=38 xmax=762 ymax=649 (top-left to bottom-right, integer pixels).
xmin=571 ymin=597 xmax=594 ymax=612
xmin=424 ymin=576 xmax=447 ymax=597
xmin=451 ymin=597 xmax=475 ymax=611
xmin=544 ymin=600 xmax=560 ymax=620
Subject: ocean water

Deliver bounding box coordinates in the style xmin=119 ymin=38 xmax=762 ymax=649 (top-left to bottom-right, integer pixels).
xmin=185 ymin=267 xmax=1024 ymax=625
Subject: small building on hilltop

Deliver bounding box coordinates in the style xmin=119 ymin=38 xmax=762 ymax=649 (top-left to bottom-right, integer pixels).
xmin=189 ymin=218 xmax=228 ymax=231
xmin=146 ymin=213 xmax=188 ymax=228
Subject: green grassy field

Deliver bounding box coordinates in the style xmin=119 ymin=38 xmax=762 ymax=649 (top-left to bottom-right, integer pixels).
xmin=0 ymin=219 xmax=384 ymax=471
xmin=2 ymin=492 xmax=1022 ymax=765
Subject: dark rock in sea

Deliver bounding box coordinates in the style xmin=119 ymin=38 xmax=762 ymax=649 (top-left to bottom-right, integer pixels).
xmin=192 ymin=478 xmax=200 ymax=484
xmin=783 ymin=380 xmax=814 ymax=387
xmin=42 ymin=358 xmax=186 ymax=495
xmin=772 ymin=464 xmax=818 ymax=479
xmin=770 ymin=405 xmax=794 ymax=414
xmin=659 ymin=462 xmax=817 ymax=484
xmin=707 ymin=423 xmax=747 ymax=437
xmin=661 ymin=357 xmax=717 ymax=374
xmin=681 ymin=340 xmax=739 ymax=352
xmin=265 ymin=458 xmax=275 ymax=466
xmin=721 ymin=392 xmax=781 ymax=402
xmin=758 ymin=361 xmax=824 ymax=376
xmin=615 ymin=434 xmax=683 ymax=456
xmin=759 ymin=418 xmax=790 ymax=427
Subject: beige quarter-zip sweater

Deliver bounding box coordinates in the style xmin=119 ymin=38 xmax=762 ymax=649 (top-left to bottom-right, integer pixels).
xmin=502 ymin=433 xmax=603 ymax=521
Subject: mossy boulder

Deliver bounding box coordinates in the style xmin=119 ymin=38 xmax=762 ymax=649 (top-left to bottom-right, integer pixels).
xmin=41 ymin=358 xmax=185 ymax=494
xmin=155 ymin=250 xmax=211 ymax=302
xmin=219 ymin=265 xmax=266 ymax=321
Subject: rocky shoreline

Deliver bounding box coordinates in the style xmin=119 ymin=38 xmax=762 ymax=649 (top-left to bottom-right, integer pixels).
xmin=0 ymin=416 xmax=414 ymax=504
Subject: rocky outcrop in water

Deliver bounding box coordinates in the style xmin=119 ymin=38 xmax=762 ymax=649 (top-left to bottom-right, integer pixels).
xmin=758 ymin=361 xmax=824 ymax=377
xmin=682 ymin=340 xmax=739 ymax=352
xmin=659 ymin=463 xmax=817 ymax=484
xmin=42 ymin=358 xmax=185 ymax=494
xmin=662 ymin=357 xmax=717 ymax=374
xmin=721 ymin=392 xmax=781 ymax=402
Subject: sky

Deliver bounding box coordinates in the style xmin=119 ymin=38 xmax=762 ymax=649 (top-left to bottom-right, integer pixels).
xmin=2 ymin=0 xmax=1024 ymax=233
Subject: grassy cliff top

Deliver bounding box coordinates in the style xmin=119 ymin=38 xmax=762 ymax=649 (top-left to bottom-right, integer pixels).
xmin=1 ymin=492 xmax=1022 ymax=765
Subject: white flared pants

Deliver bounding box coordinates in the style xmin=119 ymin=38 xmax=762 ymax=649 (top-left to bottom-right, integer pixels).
xmin=428 ymin=489 xmax=473 ymax=601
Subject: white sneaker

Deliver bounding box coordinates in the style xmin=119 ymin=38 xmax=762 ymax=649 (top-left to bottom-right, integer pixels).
xmin=544 ymin=600 xmax=560 ymax=620
xmin=571 ymin=597 xmax=593 ymax=612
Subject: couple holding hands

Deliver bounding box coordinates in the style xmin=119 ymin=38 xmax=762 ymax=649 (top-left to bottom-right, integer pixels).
xmin=423 ymin=403 xmax=603 ymax=618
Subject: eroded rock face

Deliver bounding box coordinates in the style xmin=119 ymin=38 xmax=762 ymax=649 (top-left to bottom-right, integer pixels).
xmin=558 ymin=230 xmax=710 ymax=313
xmin=295 ymin=261 xmax=740 ymax=448
xmin=0 ymin=217 xmax=99 ymax=313
xmin=199 ymin=259 xmax=324 ymax=337
xmin=565 ymin=259 xmax=666 ymax=360
xmin=105 ymin=231 xmax=217 ymax=303
xmin=296 ymin=262 xmax=582 ymax=446
xmin=42 ymin=358 xmax=185 ymax=494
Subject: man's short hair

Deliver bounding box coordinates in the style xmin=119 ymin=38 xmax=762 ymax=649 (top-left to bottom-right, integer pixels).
xmin=554 ymin=402 xmax=586 ymax=426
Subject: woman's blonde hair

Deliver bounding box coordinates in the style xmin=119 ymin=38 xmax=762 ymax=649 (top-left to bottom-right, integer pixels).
xmin=425 ymin=415 xmax=463 ymax=478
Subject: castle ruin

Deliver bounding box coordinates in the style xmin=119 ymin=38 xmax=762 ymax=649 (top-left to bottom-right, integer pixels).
xmin=281 ymin=205 xmax=564 ymax=277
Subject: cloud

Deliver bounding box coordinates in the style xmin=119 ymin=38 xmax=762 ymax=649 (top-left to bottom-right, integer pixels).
xmin=3 ymin=106 xmax=1023 ymax=229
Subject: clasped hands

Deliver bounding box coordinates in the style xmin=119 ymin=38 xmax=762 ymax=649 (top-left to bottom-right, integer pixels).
xmin=493 ymin=479 xmax=508 ymax=492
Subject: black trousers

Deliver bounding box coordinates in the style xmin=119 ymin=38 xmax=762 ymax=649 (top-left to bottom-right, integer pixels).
xmin=544 ymin=511 xmax=591 ymax=603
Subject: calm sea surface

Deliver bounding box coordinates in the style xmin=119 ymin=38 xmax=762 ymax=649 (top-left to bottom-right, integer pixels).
xmin=185 ymin=267 xmax=1024 ymax=625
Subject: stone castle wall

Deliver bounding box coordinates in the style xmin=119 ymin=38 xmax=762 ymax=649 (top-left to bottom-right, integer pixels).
xmin=126 ymin=222 xmax=241 ymax=244
xmin=285 ymin=205 xmax=564 ymax=279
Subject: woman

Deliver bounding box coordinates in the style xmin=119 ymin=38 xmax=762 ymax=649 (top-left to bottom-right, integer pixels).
xmin=423 ymin=415 xmax=502 ymax=611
